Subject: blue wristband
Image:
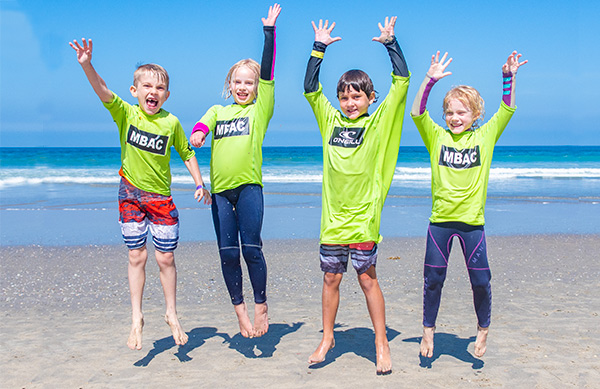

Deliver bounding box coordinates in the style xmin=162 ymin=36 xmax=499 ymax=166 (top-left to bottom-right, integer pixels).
xmin=196 ymin=184 xmax=203 ymax=190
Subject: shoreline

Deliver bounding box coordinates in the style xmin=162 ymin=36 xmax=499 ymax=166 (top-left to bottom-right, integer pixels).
xmin=1 ymin=234 xmax=599 ymax=387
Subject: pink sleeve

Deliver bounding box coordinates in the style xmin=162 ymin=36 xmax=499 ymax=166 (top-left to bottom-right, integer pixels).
xmin=191 ymin=122 xmax=210 ymax=135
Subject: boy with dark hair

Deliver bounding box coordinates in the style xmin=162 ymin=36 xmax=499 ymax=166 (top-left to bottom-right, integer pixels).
xmin=303 ymin=17 xmax=410 ymax=375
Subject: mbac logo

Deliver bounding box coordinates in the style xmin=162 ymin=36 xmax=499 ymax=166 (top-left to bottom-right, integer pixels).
xmin=127 ymin=125 xmax=169 ymax=155
xmin=329 ymin=126 xmax=365 ymax=148
xmin=438 ymin=145 xmax=481 ymax=169
xmin=214 ymin=117 xmax=250 ymax=140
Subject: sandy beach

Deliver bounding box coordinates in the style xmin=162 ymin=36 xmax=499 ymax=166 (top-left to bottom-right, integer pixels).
xmin=1 ymin=234 xmax=599 ymax=388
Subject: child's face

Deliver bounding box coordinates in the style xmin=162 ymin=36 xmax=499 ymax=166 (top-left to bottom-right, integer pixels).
xmin=130 ymin=72 xmax=170 ymax=116
xmin=230 ymin=66 xmax=257 ymax=105
xmin=337 ymin=86 xmax=375 ymax=120
xmin=445 ymin=98 xmax=476 ymax=134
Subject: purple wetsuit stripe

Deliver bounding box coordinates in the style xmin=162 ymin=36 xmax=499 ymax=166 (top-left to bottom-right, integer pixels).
xmin=269 ymin=29 xmax=276 ymax=81
xmin=420 ymin=77 xmax=438 ymax=115
xmin=425 ymin=224 xmax=448 ymax=267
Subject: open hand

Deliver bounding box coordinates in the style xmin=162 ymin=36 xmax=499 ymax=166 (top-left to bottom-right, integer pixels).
xmin=312 ymin=19 xmax=341 ymax=46
xmin=428 ymin=51 xmax=453 ymax=80
xmin=69 ymin=38 xmax=93 ymax=65
xmin=194 ymin=188 xmax=212 ymax=205
xmin=502 ymin=51 xmax=528 ymax=75
xmin=262 ymin=3 xmax=281 ymax=27
xmin=372 ymin=16 xmax=397 ymax=44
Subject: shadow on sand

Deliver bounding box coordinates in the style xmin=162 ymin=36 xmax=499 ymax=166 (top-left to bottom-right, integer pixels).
xmin=223 ymin=322 xmax=304 ymax=358
xmin=308 ymin=325 xmax=401 ymax=371
xmin=403 ymin=332 xmax=484 ymax=369
xmin=134 ymin=322 xmax=304 ymax=366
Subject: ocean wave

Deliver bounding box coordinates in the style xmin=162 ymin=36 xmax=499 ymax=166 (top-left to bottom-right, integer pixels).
xmin=2 ymin=167 xmax=600 ymax=188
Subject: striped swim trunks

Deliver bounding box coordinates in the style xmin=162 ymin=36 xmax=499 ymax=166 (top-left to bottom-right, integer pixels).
xmin=319 ymin=242 xmax=378 ymax=274
xmin=118 ymin=177 xmax=179 ymax=252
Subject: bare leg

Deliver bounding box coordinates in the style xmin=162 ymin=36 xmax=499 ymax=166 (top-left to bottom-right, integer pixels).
xmin=474 ymin=325 xmax=489 ymax=357
xmin=358 ymin=266 xmax=391 ymax=375
xmin=309 ymin=272 xmax=342 ymax=364
xmin=234 ymin=302 xmax=255 ymax=338
xmin=127 ymin=247 xmax=147 ymax=350
xmin=155 ymin=250 xmax=188 ymax=346
xmin=253 ymin=302 xmax=269 ymax=337
xmin=420 ymin=326 xmax=435 ymax=358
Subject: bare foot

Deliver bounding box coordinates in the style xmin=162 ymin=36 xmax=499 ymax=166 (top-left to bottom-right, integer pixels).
xmin=376 ymin=341 xmax=392 ymax=375
xmin=474 ymin=325 xmax=489 ymax=357
xmin=308 ymin=337 xmax=335 ymax=364
xmin=127 ymin=317 xmax=144 ymax=350
xmin=420 ymin=326 xmax=435 ymax=358
xmin=253 ymin=302 xmax=269 ymax=337
xmin=234 ymin=302 xmax=255 ymax=338
xmin=164 ymin=313 xmax=188 ymax=346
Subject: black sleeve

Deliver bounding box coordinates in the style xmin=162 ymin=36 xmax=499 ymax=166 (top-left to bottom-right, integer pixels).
xmin=304 ymin=41 xmax=327 ymax=93
xmin=260 ymin=26 xmax=276 ymax=81
xmin=385 ymin=36 xmax=408 ymax=77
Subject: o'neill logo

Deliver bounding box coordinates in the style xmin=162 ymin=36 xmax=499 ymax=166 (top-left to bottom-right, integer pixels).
xmin=127 ymin=125 xmax=168 ymax=156
xmin=438 ymin=145 xmax=481 ymax=169
xmin=329 ymin=126 xmax=365 ymax=148
xmin=214 ymin=117 xmax=250 ymax=140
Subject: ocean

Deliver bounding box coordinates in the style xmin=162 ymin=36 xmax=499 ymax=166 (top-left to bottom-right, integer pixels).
xmin=1 ymin=146 xmax=599 ymax=246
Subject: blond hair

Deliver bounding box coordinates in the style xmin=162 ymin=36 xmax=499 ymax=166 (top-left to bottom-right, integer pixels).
xmin=443 ymin=85 xmax=485 ymax=129
xmin=133 ymin=64 xmax=170 ymax=90
xmin=222 ymin=59 xmax=260 ymax=99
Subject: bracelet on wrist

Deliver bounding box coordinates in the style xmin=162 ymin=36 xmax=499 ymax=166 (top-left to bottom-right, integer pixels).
xmin=196 ymin=184 xmax=204 ymax=190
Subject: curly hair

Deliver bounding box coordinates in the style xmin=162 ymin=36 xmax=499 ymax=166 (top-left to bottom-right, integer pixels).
xmin=443 ymin=85 xmax=485 ymax=129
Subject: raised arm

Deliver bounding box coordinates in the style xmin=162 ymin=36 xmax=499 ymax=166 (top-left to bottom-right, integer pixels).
xmin=372 ymin=16 xmax=408 ymax=77
xmin=501 ymin=51 xmax=528 ymax=108
xmin=69 ymin=38 xmax=113 ymax=103
xmin=260 ymin=3 xmax=281 ymax=81
xmin=303 ymin=19 xmax=341 ymax=93
xmin=411 ymin=51 xmax=452 ymax=116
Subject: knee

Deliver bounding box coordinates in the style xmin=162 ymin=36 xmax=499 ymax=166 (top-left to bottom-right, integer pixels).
xmin=129 ymin=247 xmax=147 ymax=267
xmin=470 ymin=270 xmax=491 ymax=289
xmin=219 ymin=247 xmax=240 ymax=266
xmin=323 ymin=272 xmax=342 ymax=288
xmin=155 ymin=250 xmax=175 ymax=269
xmin=424 ymin=266 xmax=446 ymax=290
xmin=357 ymin=271 xmax=377 ymax=292
xmin=241 ymin=244 xmax=262 ymax=263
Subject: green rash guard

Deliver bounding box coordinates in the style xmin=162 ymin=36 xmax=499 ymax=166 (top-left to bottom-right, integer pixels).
xmin=198 ymin=78 xmax=275 ymax=194
xmin=103 ymin=93 xmax=195 ymax=196
xmin=412 ymin=102 xmax=516 ymax=225
xmin=305 ymin=74 xmax=410 ymax=244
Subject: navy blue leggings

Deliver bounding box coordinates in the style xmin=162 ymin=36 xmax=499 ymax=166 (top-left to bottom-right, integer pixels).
xmin=423 ymin=222 xmax=491 ymax=328
xmin=211 ymin=184 xmax=267 ymax=305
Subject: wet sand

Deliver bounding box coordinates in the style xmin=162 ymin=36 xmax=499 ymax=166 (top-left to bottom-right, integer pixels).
xmin=1 ymin=235 xmax=599 ymax=387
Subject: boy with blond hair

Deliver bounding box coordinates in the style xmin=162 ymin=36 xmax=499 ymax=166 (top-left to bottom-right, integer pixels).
xmin=70 ymin=38 xmax=210 ymax=350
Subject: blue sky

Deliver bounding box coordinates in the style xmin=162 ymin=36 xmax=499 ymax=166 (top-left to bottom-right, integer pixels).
xmin=1 ymin=0 xmax=598 ymax=147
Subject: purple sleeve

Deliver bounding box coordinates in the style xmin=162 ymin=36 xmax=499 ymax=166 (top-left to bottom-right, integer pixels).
xmin=419 ymin=77 xmax=438 ymax=115
xmin=502 ymin=72 xmax=513 ymax=106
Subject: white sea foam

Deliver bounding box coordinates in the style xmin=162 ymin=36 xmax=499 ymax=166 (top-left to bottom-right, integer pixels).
xmin=2 ymin=166 xmax=600 ymax=189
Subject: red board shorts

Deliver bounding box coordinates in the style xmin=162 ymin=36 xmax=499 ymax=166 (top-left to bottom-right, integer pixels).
xmin=118 ymin=177 xmax=179 ymax=252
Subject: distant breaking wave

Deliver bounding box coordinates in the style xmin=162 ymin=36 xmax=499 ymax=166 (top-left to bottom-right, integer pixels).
xmin=2 ymin=166 xmax=600 ymax=189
